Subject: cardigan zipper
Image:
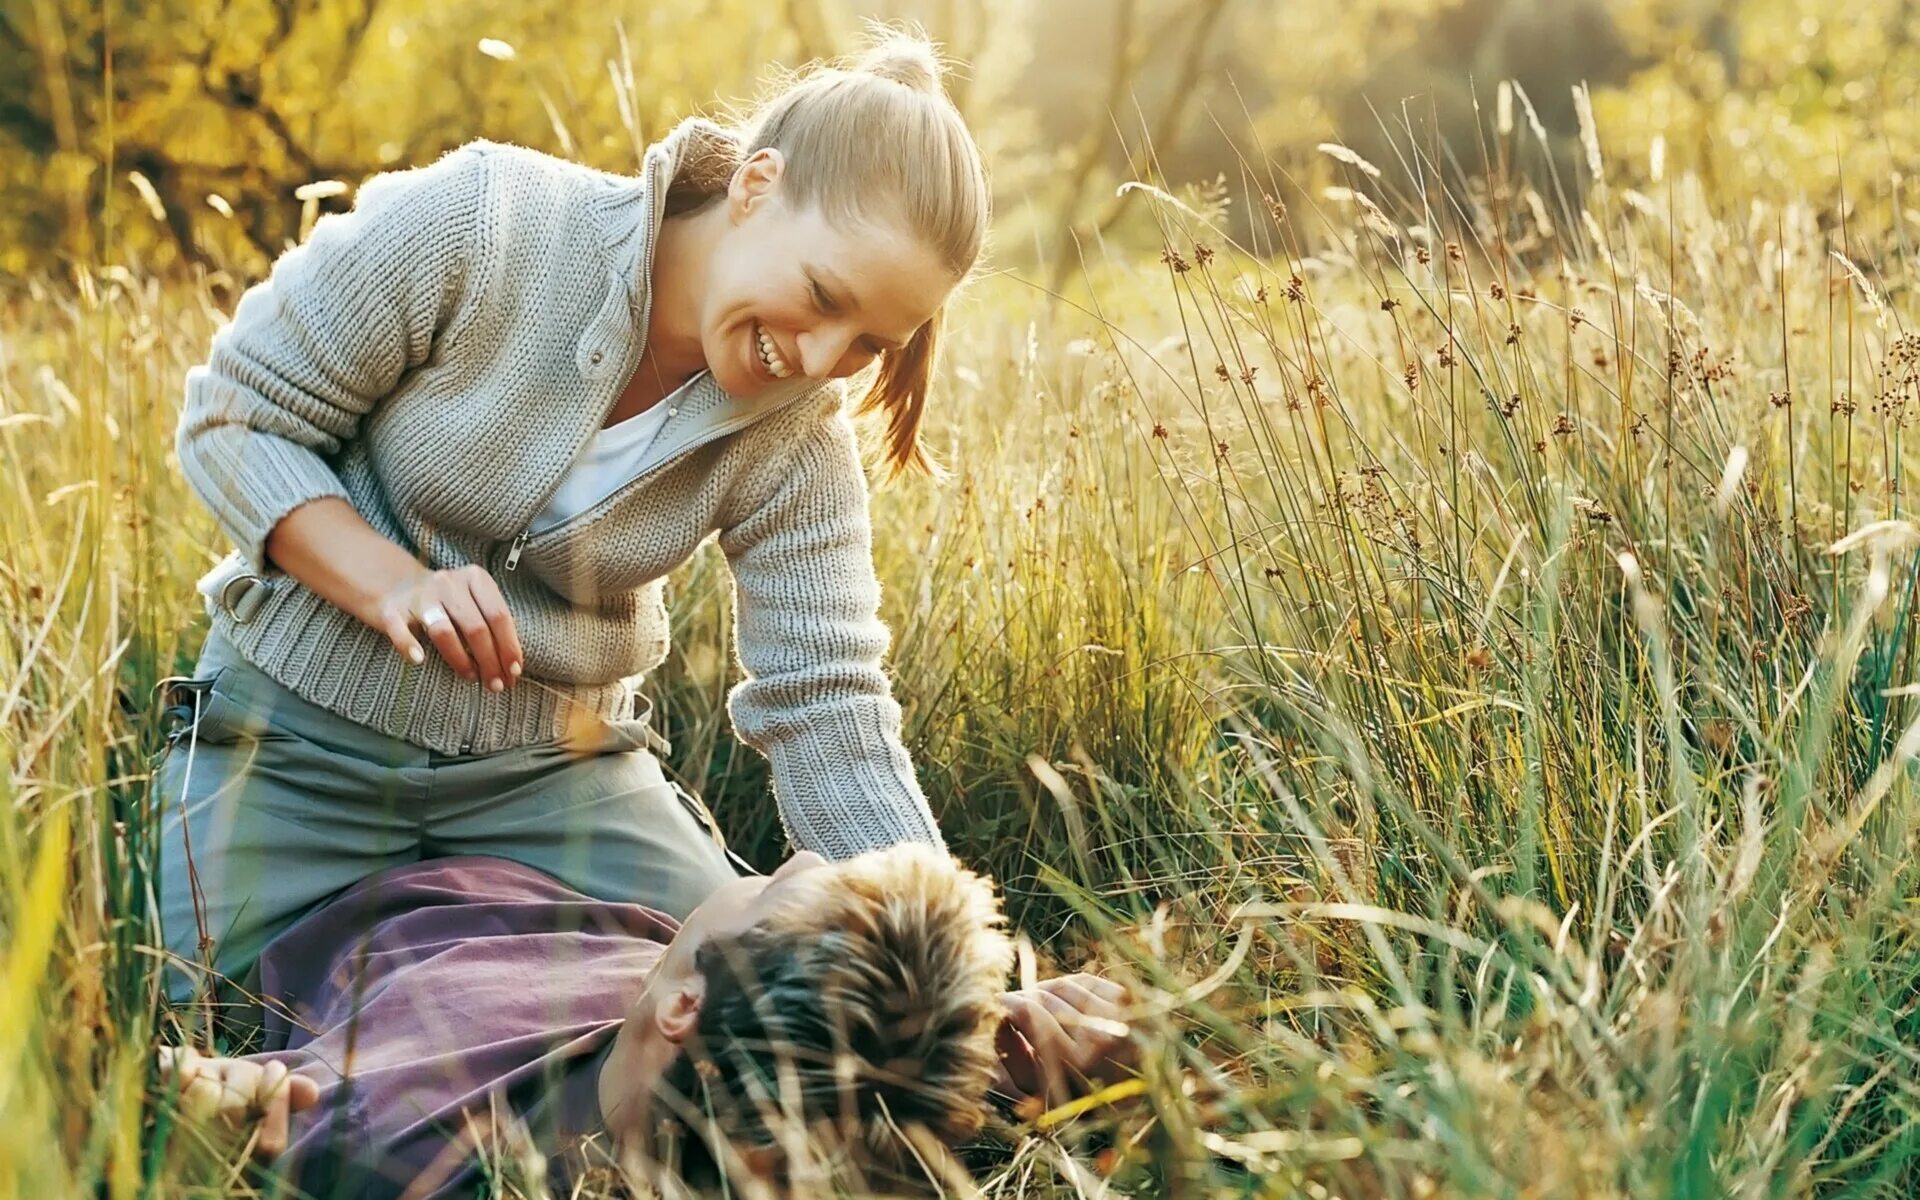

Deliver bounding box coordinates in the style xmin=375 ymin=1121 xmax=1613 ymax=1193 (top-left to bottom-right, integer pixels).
xmin=500 ymin=394 xmax=800 ymax=571
xmin=503 ymin=366 xmax=705 ymax=576
xmin=506 ymin=150 xmax=668 ymax=576
xmin=505 ymin=530 xmax=531 ymax=571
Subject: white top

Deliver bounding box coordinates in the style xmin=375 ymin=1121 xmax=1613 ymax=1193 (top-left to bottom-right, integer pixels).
xmin=530 ymin=371 xmax=704 ymax=534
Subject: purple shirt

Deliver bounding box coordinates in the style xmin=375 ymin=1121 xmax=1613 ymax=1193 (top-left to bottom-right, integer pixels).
xmin=247 ymin=857 xmax=673 ymax=1198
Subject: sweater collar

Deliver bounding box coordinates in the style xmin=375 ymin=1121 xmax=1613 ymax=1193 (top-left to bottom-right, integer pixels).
xmin=588 ymin=115 xmax=729 ymax=330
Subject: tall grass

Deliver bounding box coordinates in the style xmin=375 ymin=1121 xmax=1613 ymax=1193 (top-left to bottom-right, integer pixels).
xmin=3 ymin=97 xmax=1919 ymax=1197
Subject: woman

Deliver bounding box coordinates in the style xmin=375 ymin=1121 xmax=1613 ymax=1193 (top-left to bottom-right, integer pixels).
xmin=155 ymin=27 xmax=985 ymax=1002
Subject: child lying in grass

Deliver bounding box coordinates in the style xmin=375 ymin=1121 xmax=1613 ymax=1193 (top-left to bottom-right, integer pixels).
xmin=154 ymin=846 xmax=1132 ymax=1196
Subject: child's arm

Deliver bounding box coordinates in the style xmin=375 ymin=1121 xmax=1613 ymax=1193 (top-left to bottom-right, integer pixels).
xmin=156 ymin=1045 xmax=321 ymax=1161
xmin=993 ymin=973 xmax=1137 ymax=1106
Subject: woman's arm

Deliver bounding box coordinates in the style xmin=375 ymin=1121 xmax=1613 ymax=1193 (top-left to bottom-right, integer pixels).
xmin=176 ymin=144 xmax=484 ymax=570
xmin=718 ymin=406 xmax=945 ymax=859
xmin=267 ymin=499 xmax=522 ymax=688
xmin=176 ymin=144 xmax=521 ymax=687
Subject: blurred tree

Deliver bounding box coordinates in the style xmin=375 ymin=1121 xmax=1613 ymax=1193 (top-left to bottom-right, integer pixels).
xmin=1329 ymin=0 xmax=1643 ymax=184
xmin=5 ymin=0 xmax=1912 ymax=281
xmin=1040 ymin=0 xmax=1231 ymax=290
xmin=0 ymin=0 xmax=1038 ymax=277
xmin=1600 ymin=0 xmax=1920 ymax=246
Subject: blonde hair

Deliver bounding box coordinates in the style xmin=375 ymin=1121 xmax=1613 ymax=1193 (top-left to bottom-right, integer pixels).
xmin=650 ymin=845 xmax=1014 ymax=1192
xmin=665 ymin=22 xmax=990 ymax=484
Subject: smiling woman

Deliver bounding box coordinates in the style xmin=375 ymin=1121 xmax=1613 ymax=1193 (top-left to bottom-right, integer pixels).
xmin=647 ymin=158 xmax=956 ymax=398
xmin=639 ymin=51 xmax=985 ymax=469
xmin=154 ymin=20 xmax=994 ymax=1008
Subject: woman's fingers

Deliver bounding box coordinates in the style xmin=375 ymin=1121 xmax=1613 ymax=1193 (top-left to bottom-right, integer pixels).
xmin=375 ymin=567 xmax=522 ymax=687
xmin=1033 ymin=988 xmax=1105 ymax=1069
xmin=996 ymin=978 xmax=1139 ymax=1108
xmin=1059 ymin=972 xmax=1129 ymax=1006
xmin=383 ymin=611 xmax=429 ymax=666
xmin=1040 ymin=978 xmax=1130 ymax=1036
xmin=1036 ymin=986 xmax=1135 ymax=1083
xmin=994 ymin=1007 xmax=1043 ymax=1096
xmin=415 ymin=592 xmax=476 ymax=680
xmin=463 ymin=567 xmax=523 ymax=682
xmin=441 ymin=589 xmax=503 ymax=691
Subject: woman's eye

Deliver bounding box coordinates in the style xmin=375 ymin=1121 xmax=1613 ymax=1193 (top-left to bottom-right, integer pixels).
xmin=811 ymin=283 xmax=835 ymax=313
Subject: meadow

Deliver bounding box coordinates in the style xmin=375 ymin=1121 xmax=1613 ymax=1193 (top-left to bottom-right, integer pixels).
xmin=3 ymin=83 xmax=1919 ymax=1198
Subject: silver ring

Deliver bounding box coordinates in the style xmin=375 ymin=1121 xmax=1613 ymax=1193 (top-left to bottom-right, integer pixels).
xmin=419 ymin=604 xmax=451 ymax=630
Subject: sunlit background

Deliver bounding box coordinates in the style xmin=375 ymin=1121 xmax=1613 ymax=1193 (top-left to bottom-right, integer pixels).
xmin=4 ymin=2 xmax=1919 ymax=1197
xmin=6 ymin=0 xmax=1915 ymax=279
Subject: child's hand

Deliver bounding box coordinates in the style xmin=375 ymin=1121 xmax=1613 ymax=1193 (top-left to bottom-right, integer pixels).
xmin=993 ymin=973 xmax=1136 ymax=1107
xmin=157 ymin=1045 xmax=321 ymax=1161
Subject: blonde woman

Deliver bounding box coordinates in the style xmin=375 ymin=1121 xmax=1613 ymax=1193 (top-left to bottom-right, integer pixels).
xmin=157 ymin=28 xmax=981 ymax=1002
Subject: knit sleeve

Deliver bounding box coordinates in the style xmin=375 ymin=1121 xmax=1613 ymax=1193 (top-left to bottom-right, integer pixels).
xmin=717 ymin=410 xmax=946 ymax=859
xmin=175 ymin=144 xmax=490 ymax=572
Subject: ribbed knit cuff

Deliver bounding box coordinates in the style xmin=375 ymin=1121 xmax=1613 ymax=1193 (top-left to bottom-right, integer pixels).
xmin=176 ymin=413 xmax=351 ymax=574
xmin=208 ymin=580 xmax=634 ymax=756
xmin=756 ymin=696 xmax=946 ymax=859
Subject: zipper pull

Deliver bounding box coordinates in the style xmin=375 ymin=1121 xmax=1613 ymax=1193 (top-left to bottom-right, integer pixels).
xmin=505 ymin=530 xmax=530 ymax=572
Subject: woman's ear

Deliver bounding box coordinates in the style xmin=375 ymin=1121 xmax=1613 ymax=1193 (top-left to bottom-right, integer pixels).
xmin=729 ymin=148 xmax=785 ymax=221
xmin=653 ymin=975 xmax=707 ymax=1044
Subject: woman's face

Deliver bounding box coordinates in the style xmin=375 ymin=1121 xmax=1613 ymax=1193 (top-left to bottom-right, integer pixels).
xmin=698 ymin=148 xmax=961 ymax=398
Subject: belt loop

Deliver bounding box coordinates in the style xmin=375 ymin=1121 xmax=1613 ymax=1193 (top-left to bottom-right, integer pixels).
xmin=218 ymin=572 xmax=268 ymax=624
xmin=671 ymin=781 xmax=755 ymax=874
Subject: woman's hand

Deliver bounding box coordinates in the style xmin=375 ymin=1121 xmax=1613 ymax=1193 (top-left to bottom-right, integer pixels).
xmin=992 ymin=973 xmax=1136 ymax=1107
xmin=264 ymin=498 xmax=525 ymax=691
xmin=157 ymin=1045 xmax=321 ymax=1161
xmin=375 ymin=565 xmax=525 ymax=691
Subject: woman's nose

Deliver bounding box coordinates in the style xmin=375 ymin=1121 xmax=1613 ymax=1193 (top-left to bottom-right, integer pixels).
xmin=797 ymin=327 xmax=857 ymax=378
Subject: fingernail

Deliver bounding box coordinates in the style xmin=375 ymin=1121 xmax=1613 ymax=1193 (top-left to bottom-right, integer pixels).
xmin=408 ymin=647 xmax=425 ymax=665
xmin=509 ymin=662 xmax=522 ymax=677
xmin=489 ymin=678 xmax=504 ymax=693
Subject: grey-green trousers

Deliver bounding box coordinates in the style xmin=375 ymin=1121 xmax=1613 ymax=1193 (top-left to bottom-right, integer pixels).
xmin=152 ymin=631 xmax=739 ymax=1003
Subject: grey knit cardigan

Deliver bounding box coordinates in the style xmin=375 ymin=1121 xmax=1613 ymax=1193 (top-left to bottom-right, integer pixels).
xmin=175 ymin=117 xmax=945 ymax=858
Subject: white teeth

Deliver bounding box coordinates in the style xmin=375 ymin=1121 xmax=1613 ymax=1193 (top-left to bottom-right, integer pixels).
xmin=755 ymin=323 xmax=793 ymax=379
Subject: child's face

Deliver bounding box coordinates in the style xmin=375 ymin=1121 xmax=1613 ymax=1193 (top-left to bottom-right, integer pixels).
xmin=635 ymin=850 xmax=830 ymax=1014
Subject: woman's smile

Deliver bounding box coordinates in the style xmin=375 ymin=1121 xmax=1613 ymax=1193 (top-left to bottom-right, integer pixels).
xmin=752 ymin=319 xmax=796 ymax=381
